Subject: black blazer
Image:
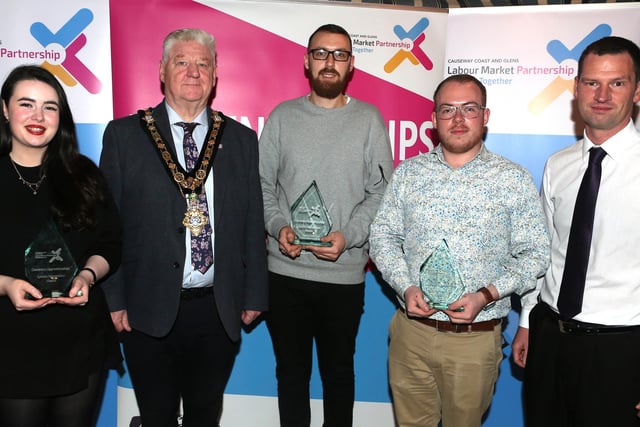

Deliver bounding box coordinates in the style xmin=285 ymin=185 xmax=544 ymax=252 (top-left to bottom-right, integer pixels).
xmin=99 ymin=102 xmax=268 ymax=341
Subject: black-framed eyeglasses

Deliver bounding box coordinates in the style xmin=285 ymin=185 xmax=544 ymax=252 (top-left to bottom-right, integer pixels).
xmin=435 ymin=103 xmax=485 ymax=120
xmin=308 ymin=48 xmax=352 ymax=62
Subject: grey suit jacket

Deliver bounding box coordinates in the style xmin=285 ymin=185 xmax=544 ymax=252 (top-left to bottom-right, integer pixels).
xmin=99 ymin=102 xmax=268 ymax=341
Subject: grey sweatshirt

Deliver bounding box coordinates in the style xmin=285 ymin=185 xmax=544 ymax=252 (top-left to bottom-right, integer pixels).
xmin=259 ymin=95 xmax=394 ymax=284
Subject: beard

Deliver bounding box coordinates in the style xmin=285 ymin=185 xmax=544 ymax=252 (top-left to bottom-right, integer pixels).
xmin=310 ymin=68 xmax=348 ymax=99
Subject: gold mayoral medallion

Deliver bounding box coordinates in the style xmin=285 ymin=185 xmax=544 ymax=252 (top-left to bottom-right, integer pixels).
xmin=183 ymin=193 xmax=208 ymax=237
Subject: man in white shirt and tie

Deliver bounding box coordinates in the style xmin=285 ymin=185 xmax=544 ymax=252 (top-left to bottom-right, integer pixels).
xmin=512 ymin=36 xmax=640 ymax=427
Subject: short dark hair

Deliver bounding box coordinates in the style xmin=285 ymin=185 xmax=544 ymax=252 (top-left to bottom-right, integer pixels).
xmin=307 ymin=24 xmax=352 ymax=51
xmin=577 ymin=36 xmax=640 ymax=83
xmin=433 ymin=74 xmax=487 ymax=107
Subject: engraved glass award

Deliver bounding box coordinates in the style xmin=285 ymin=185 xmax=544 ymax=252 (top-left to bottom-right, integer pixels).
xmin=290 ymin=181 xmax=332 ymax=246
xmin=24 ymin=219 xmax=78 ymax=297
xmin=419 ymin=239 xmax=465 ymax=310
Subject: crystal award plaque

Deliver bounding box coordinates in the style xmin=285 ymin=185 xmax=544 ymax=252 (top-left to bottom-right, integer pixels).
xmin=419 ymin=240 xmax=465 ymax=310
xmin=24 ymin=219 xmax=78 ymax=297
xmin=290 ymin=181 xmax=332 ymax=246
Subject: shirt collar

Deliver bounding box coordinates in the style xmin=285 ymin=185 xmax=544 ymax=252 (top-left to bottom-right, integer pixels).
xmin=430 ymin=142 xmax=489 ymax=167
xmin=165 ymin=101 xmax=208 ymax=128
xmin=582 ymin=119 xmax=638 ymax=162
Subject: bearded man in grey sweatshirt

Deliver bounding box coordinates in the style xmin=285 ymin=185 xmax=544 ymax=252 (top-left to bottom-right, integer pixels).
xmin=259 ymin=23 xmax=393 ymax=427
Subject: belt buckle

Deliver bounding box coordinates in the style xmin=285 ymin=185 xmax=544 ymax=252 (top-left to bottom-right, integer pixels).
xmin=452 ymin=322 xmax=472 ymax=333
xmin=435 ymin=320 xmax=452 ymax=333
xmin=558 ymin=319 xmax=577 ymax=334
xmin=558 ymin=320 xmax=567 ymax=333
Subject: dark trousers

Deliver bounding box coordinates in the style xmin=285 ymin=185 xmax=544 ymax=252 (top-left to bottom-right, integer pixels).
xmin=523 ymin=303 xmax=640 ymax=427
xmin=122 ymin=291 xmax=238 ymax=427
xmin=266 ymin=272 xmax=364 ymax=427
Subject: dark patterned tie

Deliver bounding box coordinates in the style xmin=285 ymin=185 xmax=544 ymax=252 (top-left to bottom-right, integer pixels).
xmin=557 ymin=146 xmax=606 ymax=319
xmin=176 ymin=122 xmax=213 ymax=274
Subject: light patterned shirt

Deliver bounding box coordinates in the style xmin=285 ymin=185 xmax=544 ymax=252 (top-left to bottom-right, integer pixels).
xmin=370 ymin=144 xmax=550 ymax=322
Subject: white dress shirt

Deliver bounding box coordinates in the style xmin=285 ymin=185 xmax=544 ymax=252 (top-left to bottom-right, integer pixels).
xmin=520 ymin=120 xmax=640 ymax=327
xmin=166 ymin=103 xmax=215 ymax=288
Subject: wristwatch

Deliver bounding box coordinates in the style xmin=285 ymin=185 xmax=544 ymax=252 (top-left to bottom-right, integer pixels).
xmin=478 ymin=286 xmax=496 ymax=310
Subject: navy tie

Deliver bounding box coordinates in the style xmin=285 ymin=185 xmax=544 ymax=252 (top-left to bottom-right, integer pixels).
xmin=176 ymin=122 xmax=213 ymax=274
xmin=557 ymin=146 xmax=606 ymax=319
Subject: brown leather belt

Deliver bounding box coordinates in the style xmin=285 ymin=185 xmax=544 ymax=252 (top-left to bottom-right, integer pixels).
xmin=407 ymin=312 xmax=502 ymax=333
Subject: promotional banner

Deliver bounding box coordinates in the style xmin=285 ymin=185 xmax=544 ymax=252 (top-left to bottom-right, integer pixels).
xmin=0 ymin=2 xmax=115 ymax=425
xmin=110 ymin=0 xmax=447 ymax=166
xmin=447 ymin=3 xmax=640 ymax=185
xmin=108 ymin=1 xmax=447 ymax=425
xmin=443 ymin=4 xmax=640 ymax=425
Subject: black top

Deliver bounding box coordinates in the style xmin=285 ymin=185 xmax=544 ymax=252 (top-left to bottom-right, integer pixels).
xmin=0 ymin=155 xmax=122 ymax=398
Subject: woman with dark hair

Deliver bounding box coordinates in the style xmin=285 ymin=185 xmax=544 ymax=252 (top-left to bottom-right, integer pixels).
xmin=0 ymin=65 xmax=122 ymax=426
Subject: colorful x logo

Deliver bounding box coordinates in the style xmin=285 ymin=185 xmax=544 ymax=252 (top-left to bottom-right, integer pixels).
xmin=30 ymin=8 xmax=102 ymax=94
xmin=528 ymin=24 xmax=611 ymax=114
xmin=384 ymin=18 xmax=433 ymax=73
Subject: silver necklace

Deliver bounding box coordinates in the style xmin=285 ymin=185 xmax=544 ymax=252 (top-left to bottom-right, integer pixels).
xmin=9 ymin=157 xmax=46 ymax=195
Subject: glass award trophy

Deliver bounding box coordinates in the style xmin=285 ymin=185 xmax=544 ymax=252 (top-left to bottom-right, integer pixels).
xmin=419 ymin=239 xmax=465 ymax=310
xmin=290 ymin=181 xmax=332 ymax=246
xmin=24 ymin=219 xmax=78 ymax=297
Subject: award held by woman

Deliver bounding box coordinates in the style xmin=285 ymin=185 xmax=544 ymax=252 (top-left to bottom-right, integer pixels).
xmin=290 ymin=181 xmax=332 ymax=246
xmin=24 ymin=220 xmax=78 ymax=297
xmin=419 ymin=239 xmax=465 ymax=310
